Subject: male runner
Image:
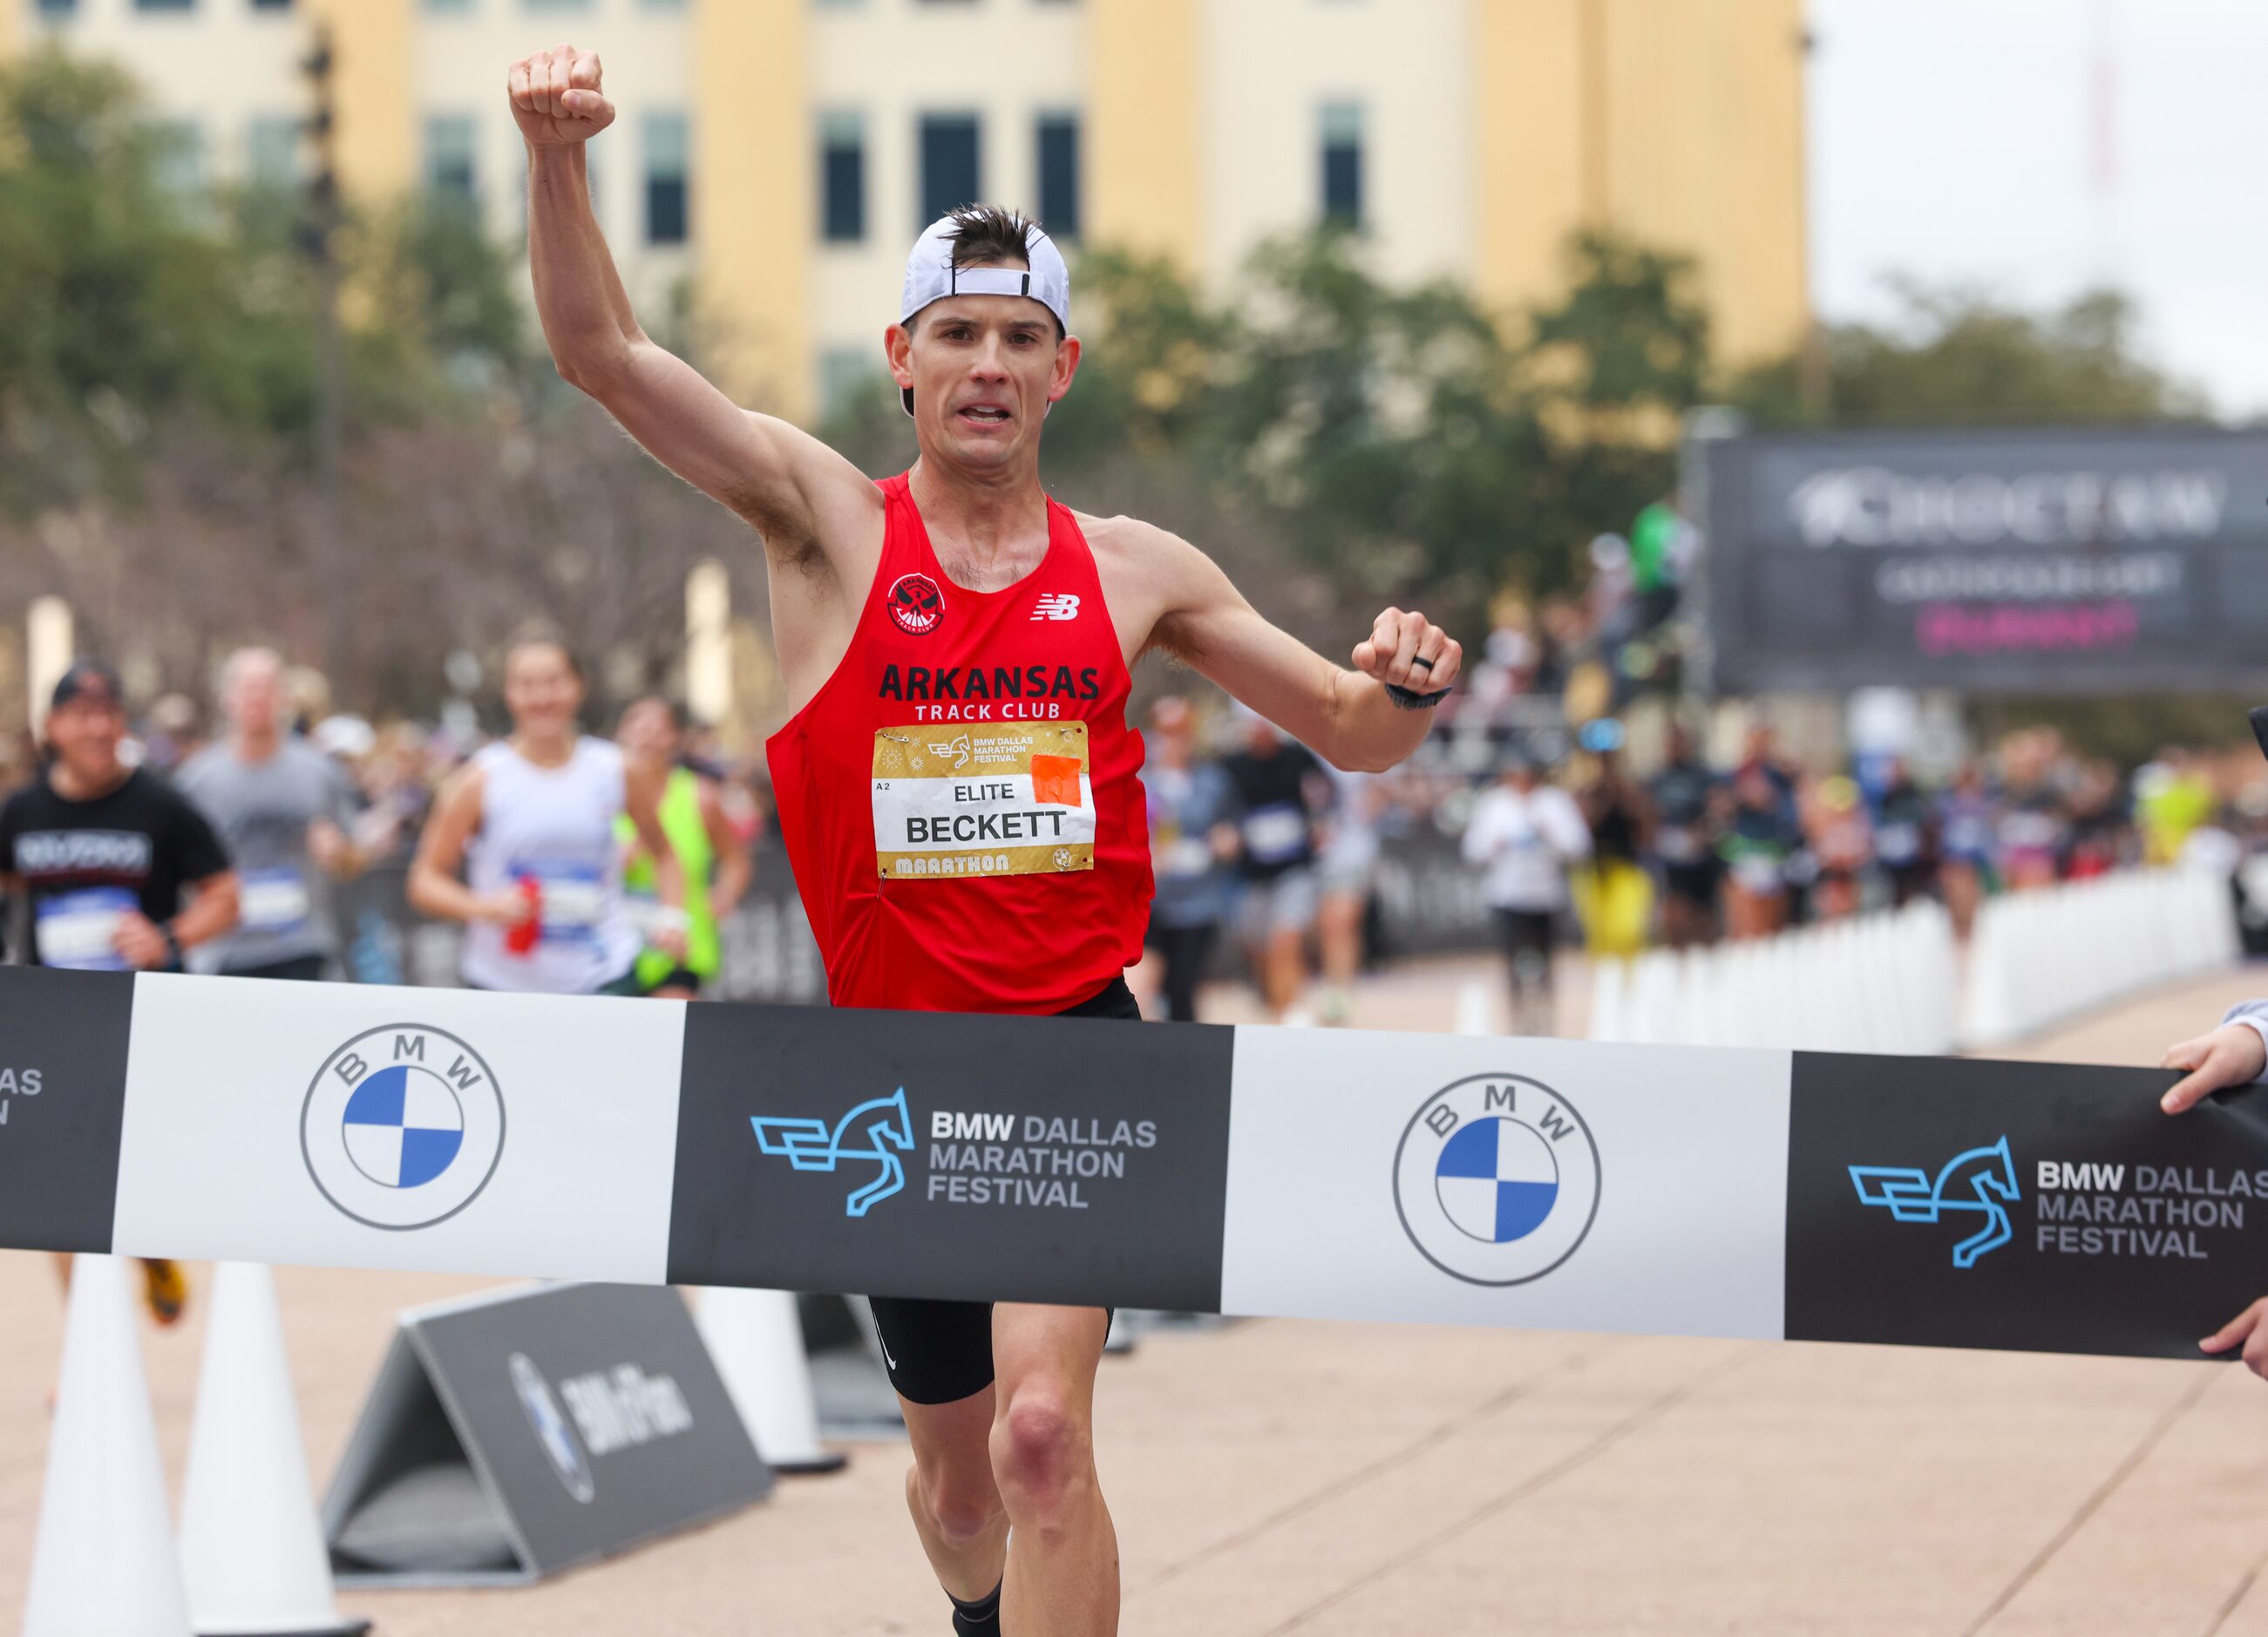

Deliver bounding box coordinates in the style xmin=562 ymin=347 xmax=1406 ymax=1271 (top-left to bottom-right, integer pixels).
xmin=512 ymin=43 xmax=1460 ymax=1634
xmin=1 ymin=661 xmax=240 ymax=1321
xmin=179 ymin=647 xmax=365 ymax=981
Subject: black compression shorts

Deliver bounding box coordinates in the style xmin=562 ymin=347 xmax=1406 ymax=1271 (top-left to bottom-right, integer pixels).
xmin=866 ymin=974 xmax=1138 ymax=1405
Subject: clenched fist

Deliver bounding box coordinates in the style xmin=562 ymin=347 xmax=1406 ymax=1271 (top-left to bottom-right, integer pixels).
xmin=1352 ymin=608 xmax=1462 ymax=697
xmin=508 ymin=44 xmax=614 ymax=146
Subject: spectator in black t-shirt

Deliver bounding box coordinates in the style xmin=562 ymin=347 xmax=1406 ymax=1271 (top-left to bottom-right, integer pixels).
xmin=1221 ymin=709 xmax=1330 ymax=1022
xmin=0 ymin=663 xmax=240 ymax=972
xmin=2 ymin=662 xmax=238 ymax=1325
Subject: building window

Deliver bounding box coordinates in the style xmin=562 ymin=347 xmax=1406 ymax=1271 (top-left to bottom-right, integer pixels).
xmin=134 ymin=0 xmax=195 ymax=11
xmin=247 ymin=115 xmax=300 ymax=187
xmin=148 ymin=119 xmax=207 ymax=195
xmin=35 ymin=0 xmax=78 ymax=19
xmin=820 ymin=347 xmax=880 ymax=419
xmin=1036 ymin=112 xmax=1079 ymax=240
xmin=819 ymin=111 xmax=865 ymax=244
xmin=424 ymin=114 xmax=478 ymax=209
xmin=525 ymin=0 xmax=591 ymax=10
xmin=1320 ymin=100 xmax=1363 ymax=228
xmin=644 ymin=112 xmax=689 ymax=245
xmin=424 ymin=0 xmax=474 ymax=13
xmin=249 ymin=0 xmax=292 ymax=12
xmin=919 ymin=113 xmax=980 ymax=228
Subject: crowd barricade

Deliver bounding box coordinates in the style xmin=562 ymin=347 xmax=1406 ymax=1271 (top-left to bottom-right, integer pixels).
xmin=1958 ymin=866 xmax=2241 ymax=1049
xmin=1589 ymin=900 xmax=1964 ymax=1055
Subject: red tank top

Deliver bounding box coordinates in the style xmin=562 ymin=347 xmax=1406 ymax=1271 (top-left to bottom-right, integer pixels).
xmin=765 ymin=473 xmax=1153 ymax=1013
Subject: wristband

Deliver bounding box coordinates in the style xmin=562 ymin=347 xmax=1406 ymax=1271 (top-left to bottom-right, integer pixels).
xmin=1385 ymin=683 xmax=1449 ymax=710
xmin=160 ymin=923 xmax=184 ymax=967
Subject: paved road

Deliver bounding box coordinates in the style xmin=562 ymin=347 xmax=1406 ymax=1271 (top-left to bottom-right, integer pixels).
xmin=4 ymin=961 xmax=2266 ymax=1634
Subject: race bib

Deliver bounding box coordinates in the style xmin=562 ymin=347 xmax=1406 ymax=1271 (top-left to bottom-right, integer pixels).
xmin=1876 ymin=822 xmax=1921 ymax=866
xmin=1241 ymin=805 xmax=1308 ymax=866
xmin=1160 ymin=837 xmax=1213 ymax=878
xmin=239 ymin=867 xmax=313 ymax=935
xmin=873 ymin=723 xmax=1095 ymax=881
xmin=1731 ymin=856 xmax=1784 ymax=894
xmin=37 ymin=887 xmax=134 ymax=971
xmin=512 ymin=859 xmax=605 ymax=942
xmin=1656 ymin=823 xmax=1700 ymax=864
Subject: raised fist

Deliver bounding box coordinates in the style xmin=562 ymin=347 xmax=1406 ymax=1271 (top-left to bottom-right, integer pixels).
xmin=507 ymin=44 xmax=614 ymax=147
xmin=1352 ymin=607 xmax=1463 ymax=697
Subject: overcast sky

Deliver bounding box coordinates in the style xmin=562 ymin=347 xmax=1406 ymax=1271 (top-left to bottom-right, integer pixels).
xmin=1808 ymin=0 xmax=2268 ymax=418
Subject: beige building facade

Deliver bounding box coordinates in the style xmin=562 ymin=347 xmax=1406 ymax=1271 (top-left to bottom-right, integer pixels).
xmin=10 ymin=0 xmax=1808 ymax=420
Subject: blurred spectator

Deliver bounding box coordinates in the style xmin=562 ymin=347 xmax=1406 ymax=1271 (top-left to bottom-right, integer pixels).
xmin=1462 ymin=747 xmax=1589 ymax=1035
xmin=1569 ymin=722 xmax=1653 ymax=960
xmin=1135 ymin=697 xmax=1238 ymax=1023
xmin=1721 ymin=760 xmax=1803 ymax=940
xmin=1221 ymin=708 xmax=1330 ymax=1023
xmin=1316 ymin=768 xmax=1385 ymax=1027
xmin=1872 ymin=757 xmax=1939 ymax=908
xmin=1804 ymin=774 xmax=1872 ymax=922
xmin=1649 ymin=720 xmax=1722 ymax=948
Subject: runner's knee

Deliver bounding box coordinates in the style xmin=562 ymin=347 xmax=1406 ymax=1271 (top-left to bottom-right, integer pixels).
xmin=988 ymin=1389 xmax=1090 ymax=1525
xmin=909 ymin=1457 xmax=1003 ymax=1545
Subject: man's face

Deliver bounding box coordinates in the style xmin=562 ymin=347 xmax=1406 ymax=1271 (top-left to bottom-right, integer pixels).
xmin=47 ymin=698 xmax=125 ymax=779
xmin=226 ymin=656 xmax=282 ymax=737
xmin=889 ymin=273 xmax=1079 ymax=473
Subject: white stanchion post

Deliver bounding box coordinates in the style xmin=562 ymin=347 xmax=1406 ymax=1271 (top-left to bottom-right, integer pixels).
xmin=694 ymin=1287 xmax=849 ymax=1477
xmin=177 ymin=1263 xmax=366 ymax=1637
xmin=1453 ymin=978 xmax=1496 ymax=1037
xmin=1586 ymin=956 xmax=1626 ymax=1043
xmin=23 ymin=1254 xmax=195 ymax=1637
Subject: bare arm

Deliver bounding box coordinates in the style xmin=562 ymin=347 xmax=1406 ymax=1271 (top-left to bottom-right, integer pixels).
xmin=408 ymin=766 xmax=519 ymax=927
xmin=167 ymin=873 xmax=241 ymax=951
xmin=513 ymin=46 xmax=879 ymax=564
xmin=1122 ymin=522 xmax=1463 ymax=773
xmin=622 ymin=757 xmax=686 ymax=953
xmin=700 ymin=780 xmax=754 ymax=917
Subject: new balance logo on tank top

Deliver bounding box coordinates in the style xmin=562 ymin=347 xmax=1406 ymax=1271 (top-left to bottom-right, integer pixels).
xmin=766 ymin=474 xmax=1154 ymax=1014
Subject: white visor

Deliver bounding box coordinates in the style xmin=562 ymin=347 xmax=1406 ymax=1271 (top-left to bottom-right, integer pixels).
xmin=896 ymin=214 xmax=1071 ymax=417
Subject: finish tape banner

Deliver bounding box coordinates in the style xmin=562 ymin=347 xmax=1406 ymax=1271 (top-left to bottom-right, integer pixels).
xmin=3 ymin=968 xmax=2265 ymax=1360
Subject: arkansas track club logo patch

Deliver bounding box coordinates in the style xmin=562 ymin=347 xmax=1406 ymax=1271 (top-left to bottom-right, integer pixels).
xmin=888 ymin=573 xmax=947 ymax=636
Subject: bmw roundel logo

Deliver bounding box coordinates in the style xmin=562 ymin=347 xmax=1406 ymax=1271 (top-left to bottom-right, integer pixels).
xmin=301 ymin=1024 xmax=505 ymax=1231
xmin=887 ymin=572 xmax=947 ymax=635
xmin=509 ymin=1352 xmax=595 ymax=1505
xmin=1393 ymin=1074 xmax=1601 ymax=1286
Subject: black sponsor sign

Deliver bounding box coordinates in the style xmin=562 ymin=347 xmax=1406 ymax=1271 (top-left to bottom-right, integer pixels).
xmin=1701 ymin=426 xmax=2268 ymax=695
xmin=323 ymin=1281 xmax=771 ymax=1586
xmin=667 ymin=1002 xmax=1237 ymax=1311
xmin=0 ymin=968 xmax=134 ymax=1253
xmin=1785 ymin=1053 xmax=2268 ymax=1357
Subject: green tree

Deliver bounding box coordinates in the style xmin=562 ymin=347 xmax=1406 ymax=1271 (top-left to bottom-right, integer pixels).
xmin=1729 ymin=280 xmax=2203 ymax=429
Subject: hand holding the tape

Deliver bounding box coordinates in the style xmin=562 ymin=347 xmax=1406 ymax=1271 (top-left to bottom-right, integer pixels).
xmin=2159 ymin=1022 xmax=2266 ymax=1114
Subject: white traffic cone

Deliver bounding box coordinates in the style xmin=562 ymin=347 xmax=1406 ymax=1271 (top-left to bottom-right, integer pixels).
xmin=177 ymin=1263 xmax=366 ymax=1637
xmin=23 ymin=1253 xmax=195 ymax=1637
xmin=695 ymin=1287 xmax=848 ymax=1476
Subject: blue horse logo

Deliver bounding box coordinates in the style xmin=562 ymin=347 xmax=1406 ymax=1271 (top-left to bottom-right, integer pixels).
xmin=1849 ymin=1136 xmax=2020 ymax=1268
xmin=751 ymin=1089 xmax=916 ymax=1218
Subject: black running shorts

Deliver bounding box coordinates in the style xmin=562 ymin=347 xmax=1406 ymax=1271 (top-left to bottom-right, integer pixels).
xmin=866 ymin=975 xmax=1139 ymax=1405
